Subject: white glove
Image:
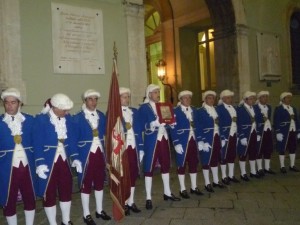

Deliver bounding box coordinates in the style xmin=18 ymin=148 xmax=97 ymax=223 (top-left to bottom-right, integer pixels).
xmin=198 ymin=141 xmax=204 ymax=151
xmin=72 ymin=160 xmax=82 ymax=173
xmin=174 ymin=144 xmax=184 ymax=154
xmin=221 ymin=139 xmax=226 ymax=147
xmin=240 ymin=138 xmax=247 ymax=146
xmin=257 ymin=135 xmax=261 ymax=142
xmin=139 ymin=151 xmax=144 ymax=162
xmin=297 ymin=134 xmax=300 ymax=139
xmin=276 ymin=133 xmax=284 ymax=142
xmin=169 ymin=122 xmax=176 ymax=129
xmin=36 ymin=165 xmax=49 ymax=179
xmin=203 ymin=143 xmax=211 ymax=152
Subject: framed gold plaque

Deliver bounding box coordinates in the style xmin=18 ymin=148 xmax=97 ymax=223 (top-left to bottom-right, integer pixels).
xmin=155 ymin=102 xmax=175 ymax=124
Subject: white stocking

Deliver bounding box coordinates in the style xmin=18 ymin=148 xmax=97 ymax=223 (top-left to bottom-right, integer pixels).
xmin=59 ymin=201 xmax=71 ymax=225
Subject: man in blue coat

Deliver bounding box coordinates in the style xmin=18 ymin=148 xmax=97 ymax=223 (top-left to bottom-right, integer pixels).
xmin=254 ymin=91 xmax=275 ymax=175
xmin=170 ymin=90 xmax=203 ymax=199
xmin=138 ymin=84 xmax=180 ymax=210
xmin=237 ymin=91 xmax=260 ymax=181
xmin=73 ymin=89 xmax=111 ymax=225
xmin=0 ymin=88 xmax=36 ymax=225
xmin=216 ymin=90 xmax=239 ymax=184
xmin=34 ymin=93 xmax=82 ymax=225
xmin=120 ymin=87 xmax=143 ymax=214
xmin=195 ymin=90 xmax=224 ymax=193
xmin=273 ymin=92 xmax=300 ymax=173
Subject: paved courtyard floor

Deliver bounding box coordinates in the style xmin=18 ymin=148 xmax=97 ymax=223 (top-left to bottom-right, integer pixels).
xmin=2 ymin=152 xmax=300 ymax=225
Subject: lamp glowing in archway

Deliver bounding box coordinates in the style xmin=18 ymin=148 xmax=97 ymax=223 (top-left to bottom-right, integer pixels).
xmin=155 ymin=59 xmax=174 ymax=103
xmin=156 ymin=59 xmax=166 ymax=81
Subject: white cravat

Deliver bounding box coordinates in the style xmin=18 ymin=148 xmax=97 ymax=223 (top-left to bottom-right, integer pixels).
xmin=122 ymin=106 xmax=136 ymax=149
xmin=83 ymin=108 xmax=103 ymax=153
xmin=84 ymin=108 xmax=99 ymax=129
xmin=203 ymin=103 xmax=219 ymax=135
xmin=180 ymin=104 xmax=195 ymax=140
xmin=150 ymin=101 xmax=168 ymax=141
xmin=258 ymin=103 xmax=272 ymax=131
xmin=3 ymin=113 xmax=28 ymax=167
xmin=223 ymin=103 xmax=237 ymax=136
xmin=282 ymin=104 xmax=296 ymax=131
xmin=244 ymin=103 xmax=256 ymax=132
xmin=49 ymin=109 xmax=67 ymax=162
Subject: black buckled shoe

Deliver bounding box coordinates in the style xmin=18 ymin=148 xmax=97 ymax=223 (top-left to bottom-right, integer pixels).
xmin=124 ymin=205 xmax=130 ymax=216
xmin=250 ymin=173 xmax=261 ymax=178
xmin=61 ymin=221 xmax=73 ymax=225
xmin=83 ymin=215 xmax=96 ymax=225
xmin=280 ymin=167 xmax=287 ymax=174
xmin=229 ymin=176 xmax=240 ymax=183
xmin=128 ymin=203 xmax=141 ymax=213
xmin=212 ymin=182 xmax=225 ymax=188
xmin=264 ymin=169 xmax=276 ymax=174
xmin=190 ymin=187 xmax=204 ymax=195
xmin=289 ymin=166 xmax=300 ymax=172
xmin=257 ymin=169 xmax=265 ymax=177
xmin=163 ymin=193 xmax=181 ymax=201
xmin=145 ymin=199 xmax=153 ymax=210
xmin=222 ymin=177 xmax=230 ymax=185
xmin=205 ymin=184 xmax=214 ymax=193
xmin=179 ymin=190 xmax=190 ymax=199
xmin=95 ymin=210 xmax=111 ymax=220
xmin=240 ymin=174 xmax=250 ymax=182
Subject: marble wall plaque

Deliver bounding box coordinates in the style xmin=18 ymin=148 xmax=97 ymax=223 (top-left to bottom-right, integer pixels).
xmin=52 ymin=3 xmax=105 ymax=74
xmin=256 ymin=32 xmax=281 ymax=81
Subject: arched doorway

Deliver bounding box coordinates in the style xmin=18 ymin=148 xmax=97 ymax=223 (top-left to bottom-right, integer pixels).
xmin=144 ymin=0 xmax=237 ymax=106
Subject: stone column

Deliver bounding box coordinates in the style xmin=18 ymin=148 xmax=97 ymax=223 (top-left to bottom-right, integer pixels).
xmin=232 ymin=0 xmax=250 ymax=98
xmin=123 ymin=1 xmax=147 ymax=107
xmin=235 ymin=24 xmax=251 ymax=98
xmin=0 ymin=0 xmax=26 ymax=101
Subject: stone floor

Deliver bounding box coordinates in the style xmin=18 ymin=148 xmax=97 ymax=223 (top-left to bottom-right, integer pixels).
xmin=2 ymin=152 xmax=300 ymax=225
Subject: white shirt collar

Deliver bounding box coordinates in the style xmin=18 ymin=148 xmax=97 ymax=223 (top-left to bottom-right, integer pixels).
xmin=180 ymin=104 xmax=191 ymax=111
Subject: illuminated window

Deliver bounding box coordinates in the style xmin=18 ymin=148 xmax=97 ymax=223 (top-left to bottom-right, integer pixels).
xmin=144 ymin=5 xmax=165 ymax=101
xmin=145 ymin=10 xmax=161 ymax=37
xmin=198 ymin=29 xmax=216 ymax=91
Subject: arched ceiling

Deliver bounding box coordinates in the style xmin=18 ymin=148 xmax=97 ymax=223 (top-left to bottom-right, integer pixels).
xmin=144 ymin=0 xmax=236 ymax=36
xmin=205 ymin=0 xmax=235 ymax=31
xmin=144 ymin=0 xmax=208 ymax=23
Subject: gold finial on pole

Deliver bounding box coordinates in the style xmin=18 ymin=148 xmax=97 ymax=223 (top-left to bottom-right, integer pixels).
xmin=113 ymin=41 xmax=118 ymax=62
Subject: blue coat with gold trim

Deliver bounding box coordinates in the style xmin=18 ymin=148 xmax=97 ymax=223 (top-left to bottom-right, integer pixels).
xmin=253 ymin=104 xmax=273 ymax=151
xmin=138 ymin=103 xmax=170 ymax=173
xmin=273 ymin=105 xmax=300 ymax=152
xmin=72 ymin=110 xmax=106 ymax=188
xmin=194 ymin=106 xmax=220 ymax=165
xmin=236 ymin=104 xmax=258 ymax=156
xmin=170 ymin=105 xmax=197 ymax=167
xmin=216 ymin=104 xmax=237 ymax=160
xmin=33 ymin=113 xmax=79 ymax=197
xmin=0 ymin=113 xmax=37 ymax=207
xmin=121 ymin=107 xmax=144 ymax=159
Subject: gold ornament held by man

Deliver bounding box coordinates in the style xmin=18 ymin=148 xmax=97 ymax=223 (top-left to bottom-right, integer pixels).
xmin=290 ymin=115 xmax=295 ymax=120
xmin=93 ymin=129 xmax=99 ymax=137
xmin=251 ymin=117 xmax=255 ymax=123
xmin=232 ymin=117 xmax=237 ymax=122
xmin=214 ymin=118 xmax=219 ymax=125
xmin=125 ymin=122 xmax=132 ymax=130
xmin=58 ymin=139 xmax=65 ymax=143
xmin=14 ymin=135 xmax=22 ymax=144
xmin=190 ymin=121 xmax=194 ymax=128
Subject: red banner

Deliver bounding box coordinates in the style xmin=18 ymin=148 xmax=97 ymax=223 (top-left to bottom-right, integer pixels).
xmin=105 ymin=59 xmax=131 ymax=221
